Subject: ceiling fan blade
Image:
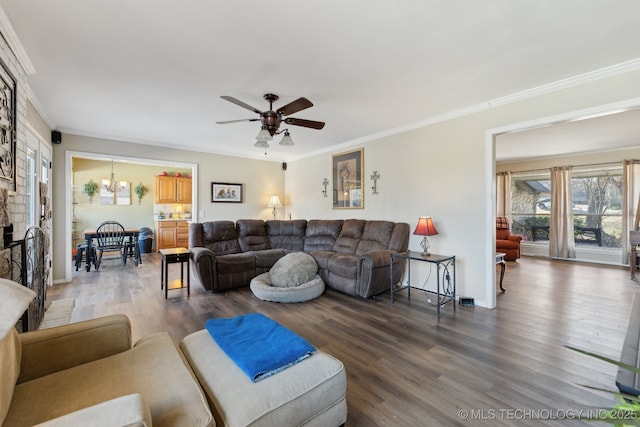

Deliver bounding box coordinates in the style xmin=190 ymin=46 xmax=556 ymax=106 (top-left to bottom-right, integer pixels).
xmin=284 ymin=117 xmax=325 ymax=130
xmin=277 ymin=97 xmax=313 ymax=116
xmin=216 ymin=118 xmax=260 ymax=124
xmin=221 ymin=96 xmax=263 ymax=114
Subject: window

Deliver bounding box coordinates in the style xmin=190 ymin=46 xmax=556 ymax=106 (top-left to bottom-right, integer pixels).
xmin=510 ymin=165 xmax=622 ymax=248
xmin=511 ymin=172 xmax=551 ymax=241
xmin=571 ymin=166 xmax=622 ymax=248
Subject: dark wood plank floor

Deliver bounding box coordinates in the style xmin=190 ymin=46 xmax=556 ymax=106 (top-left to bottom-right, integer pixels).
xmin=49 ymin=254 xmax=639 ymax=426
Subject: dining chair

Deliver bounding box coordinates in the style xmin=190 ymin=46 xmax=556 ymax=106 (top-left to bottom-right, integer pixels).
xmin=74 ymin=240 xmax=97 ymax=271
xmin=124 ymin=234 xmax=141 ymax=266
xmin=95 ymin=221 xmax=127 ymax=270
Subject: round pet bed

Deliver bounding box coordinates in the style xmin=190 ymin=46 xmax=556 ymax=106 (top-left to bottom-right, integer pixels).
xmin=250 ymin=252 xmax=325 ymax=303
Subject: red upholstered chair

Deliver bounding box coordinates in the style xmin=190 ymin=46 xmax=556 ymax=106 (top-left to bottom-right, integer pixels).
xmin=496 ymin=217 xmax=522 ymax=261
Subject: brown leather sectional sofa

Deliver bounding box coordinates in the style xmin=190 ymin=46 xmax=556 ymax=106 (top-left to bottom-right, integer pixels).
xmin=189 ymin=219 xmax=410 ymax=298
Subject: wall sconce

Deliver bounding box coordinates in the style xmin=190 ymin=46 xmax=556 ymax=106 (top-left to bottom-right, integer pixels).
xmin=370 ymin=171 xmax=380 ymax=195
xmin=322 ymin=178 xmax=329 ymax=197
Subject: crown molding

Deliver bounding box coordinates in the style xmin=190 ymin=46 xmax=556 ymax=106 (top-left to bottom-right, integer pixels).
xmin=488 ymin=58 xmax=640 ymax=108
xmin=0 ymin=5 xmax=35 ymax=75
xmin=293 ymin=58 xmax=640 ymax=162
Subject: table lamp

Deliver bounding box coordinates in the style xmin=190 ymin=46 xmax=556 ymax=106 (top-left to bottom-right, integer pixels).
xmin=267 ymin=195 xmax=282 ymax=220
xmin=413 ymin=216 xmax=438 ymax=255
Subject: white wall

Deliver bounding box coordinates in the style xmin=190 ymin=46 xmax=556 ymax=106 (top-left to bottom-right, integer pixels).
xmin=286 ymin=69 xmax=640 ymax=308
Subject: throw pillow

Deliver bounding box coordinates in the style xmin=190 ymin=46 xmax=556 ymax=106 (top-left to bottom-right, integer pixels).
xmin=270 ymin=252 xmax=318 ymax=288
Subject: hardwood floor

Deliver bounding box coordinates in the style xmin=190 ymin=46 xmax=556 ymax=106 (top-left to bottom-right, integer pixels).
xmin=49 ymin=254 xmax=639 ymax=426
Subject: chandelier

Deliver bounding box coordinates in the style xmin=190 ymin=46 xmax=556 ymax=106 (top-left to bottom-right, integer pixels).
xmin=102 ymin=161 xmax=127 ymax=193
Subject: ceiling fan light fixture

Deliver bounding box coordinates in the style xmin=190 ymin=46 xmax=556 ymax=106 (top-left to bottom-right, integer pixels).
xmin=279 ymin=130 xmax=294 ymax=146
xmin=219 ymin=94 xmax=325 ymax=149
xmin=254 ymin=140 xmax=270 ymax=149
xmin=256 ymin=126 xmax=273 ymax=142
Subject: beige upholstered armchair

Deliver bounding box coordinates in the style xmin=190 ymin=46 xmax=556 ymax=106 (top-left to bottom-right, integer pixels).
xmin=0 ymin=278 xmax=212 ymax=427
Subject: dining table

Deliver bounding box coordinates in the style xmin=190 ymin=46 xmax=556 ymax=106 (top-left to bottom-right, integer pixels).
xmin=82 ymin=228 xmax=141 ymax=272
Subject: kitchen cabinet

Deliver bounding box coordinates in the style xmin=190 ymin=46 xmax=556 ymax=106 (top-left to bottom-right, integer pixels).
xmin=156 ymin=220 xmax=189 ymax=251
xmin=155 ymin=176 xmax=192 ymax=204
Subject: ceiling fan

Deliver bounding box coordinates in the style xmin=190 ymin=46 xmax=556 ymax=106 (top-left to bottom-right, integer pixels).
xmin=217 ymin=93 xmax=325 ymax=148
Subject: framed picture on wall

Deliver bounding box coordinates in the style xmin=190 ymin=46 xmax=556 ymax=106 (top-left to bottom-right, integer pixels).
xmin=332 ymin=148 xmax=364 ymax=209
xmin=0 ymin=58 xmax=16 ymax=189
xmin=211 ymin=182 xmax=243 ymax=203
xmin=100 ymin=187 xmax=114 ymax=205
xmin=116 ymin=182 xmax=131 ymax=205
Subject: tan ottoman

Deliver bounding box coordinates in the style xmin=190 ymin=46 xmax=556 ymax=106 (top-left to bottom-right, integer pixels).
xmin=180 ymin=329 xmax=347 ymax=427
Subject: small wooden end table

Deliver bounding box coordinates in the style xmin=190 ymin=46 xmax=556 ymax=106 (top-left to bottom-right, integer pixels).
xmin=160 ymin=247 xmax=190 ymax=299
xmin=496 ymin=252 xmax=506 ymax=292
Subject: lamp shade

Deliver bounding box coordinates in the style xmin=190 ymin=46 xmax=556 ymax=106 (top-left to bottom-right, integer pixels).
xmin=256 ymin=127 xmax=273 ymax=142
xmin=278 ymin=131 xmax=294 ymax=146
xmin=413 ymin=216 xmax=438 ymax=236
xmin=267 ymin=195 xmax=282 ymax=208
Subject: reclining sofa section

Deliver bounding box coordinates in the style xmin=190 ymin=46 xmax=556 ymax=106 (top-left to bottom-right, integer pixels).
xmin=189 ymin=219 xmax=410 ymax=298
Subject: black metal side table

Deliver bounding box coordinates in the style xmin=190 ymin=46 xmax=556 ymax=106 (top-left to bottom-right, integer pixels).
xmin=390 ymin=251 xmax=456 ymax=320
xmin=496 ymin=252 xmax=506 ymax=292
xmin=160 ymin=247 xmax=190 ymax=299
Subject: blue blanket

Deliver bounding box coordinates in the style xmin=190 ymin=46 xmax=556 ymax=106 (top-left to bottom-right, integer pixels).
xmin=205 ymin=313 xmax=316 ymax=382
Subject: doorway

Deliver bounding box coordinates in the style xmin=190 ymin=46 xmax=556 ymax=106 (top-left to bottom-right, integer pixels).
xmin=63 ymin=150 xmax=198 ymax=283
xmin=26 ymin=126 xmax=52 ymax=286
xmin=489 ymin=98 xmax=640 ymax=308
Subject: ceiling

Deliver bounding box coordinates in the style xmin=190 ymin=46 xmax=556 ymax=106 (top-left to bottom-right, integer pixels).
xmin=2 ymin=0 xmax=640 ymax=162
xmin=495 ymin=107 xmax=640 ymax=163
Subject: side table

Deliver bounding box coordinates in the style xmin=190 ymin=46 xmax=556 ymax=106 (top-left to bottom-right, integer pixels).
xmin=390 ymin=251 xmax=456 ymax=320
xmin=496 ymin=252 xmax=506 ymax=292
xmin=160 ymin=247 xmax=190 ymax=299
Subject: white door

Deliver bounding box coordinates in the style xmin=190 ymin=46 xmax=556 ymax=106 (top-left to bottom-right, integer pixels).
xmin=26 ymin=128 xmax=52 ymax=285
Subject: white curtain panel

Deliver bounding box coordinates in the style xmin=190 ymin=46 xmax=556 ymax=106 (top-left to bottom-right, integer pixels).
xmin=622 ymin=160 xmax=640 ymax=264
xmin=549 ymin=166 xmax=576 ymax=259
xmin=496 ymin=171 xmax=511 ymax=218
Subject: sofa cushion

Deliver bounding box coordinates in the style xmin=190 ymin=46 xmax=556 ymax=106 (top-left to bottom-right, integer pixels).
xmin=303 ymin=220 xmax=343 ymax=251
xmin=5 ymin=332 xmax=213 ymax=427
xmin=200 ymin=221 xmax=242 ymax=255
xmin=180 ymin=330 xmax=347 ymax=427
xmin=328 ymin=253 xmax=360 ymax=279
xmin=496 ymin=239 xmax=519 ymax=249
xmin=237 ymin=219 xmax=271 ymax=252
xmin=355 ymin=220 xmax=396 ymax=255
xmin=496 ymin=229 xmax=512 ymax=240
xmin=32 ymin=393 xmax=152 ymax=427
xmin=269 ymin=252 xmax=318 ymax=288
xmin=214 ymin=252 xmax=256 ymax=289
xmin=266 ymin=220 xmax=307 ymax=251
xmin=496 ymin=217 xmax=510 ymax=229
xmin=250 ymin=248 xmax=286 ymax=269
xmin=307 ymin=250 xmax=334 ymax=271
xmin=333 ymin=219 xmax=366 ymax=254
